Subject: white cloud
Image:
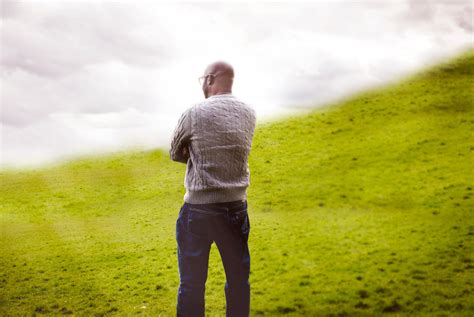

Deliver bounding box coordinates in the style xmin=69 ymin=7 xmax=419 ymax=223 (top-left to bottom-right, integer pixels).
xmin=1 ymin=1 xmax=472 ymax=169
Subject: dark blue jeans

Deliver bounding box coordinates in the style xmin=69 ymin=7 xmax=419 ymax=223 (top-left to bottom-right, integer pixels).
xmin=176 ymin=199 xmax=251 ymax=317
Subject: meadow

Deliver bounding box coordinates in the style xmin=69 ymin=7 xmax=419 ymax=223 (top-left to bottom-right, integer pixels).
xmin=1 ymin=49 xmax=473 ymax=316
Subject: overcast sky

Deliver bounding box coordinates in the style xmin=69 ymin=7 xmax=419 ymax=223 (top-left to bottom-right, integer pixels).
xmin=1 ymin=0 xmax=472 ymax=169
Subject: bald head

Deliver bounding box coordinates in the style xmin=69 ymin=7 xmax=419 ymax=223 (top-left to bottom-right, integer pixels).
xmin=205 ymin=61 xmax=234 ymax=79
xmin=201 ymin=61 xmax=234 ymax=98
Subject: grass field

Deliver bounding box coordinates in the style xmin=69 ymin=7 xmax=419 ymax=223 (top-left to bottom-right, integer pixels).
xmin=1 ymin=49 xmax=473 ymax=316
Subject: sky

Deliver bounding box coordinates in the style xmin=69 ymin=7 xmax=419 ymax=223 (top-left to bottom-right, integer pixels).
xmin=1 ymin=0 xmax=473 ymax=169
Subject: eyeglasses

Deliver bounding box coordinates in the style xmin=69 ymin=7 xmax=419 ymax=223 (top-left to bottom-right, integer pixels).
xmin=198 ymin=74 xmax=214 ymax=86
xmin=198 ymin=72 xmax=233 ymax=85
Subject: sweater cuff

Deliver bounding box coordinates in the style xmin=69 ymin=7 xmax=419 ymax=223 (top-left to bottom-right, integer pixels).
xmin=184 ymin=187 xmax=248 ymax=204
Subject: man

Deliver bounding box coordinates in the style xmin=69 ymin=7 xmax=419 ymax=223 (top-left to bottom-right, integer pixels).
xmin=169 ymin=61 xmax=257 ymax=317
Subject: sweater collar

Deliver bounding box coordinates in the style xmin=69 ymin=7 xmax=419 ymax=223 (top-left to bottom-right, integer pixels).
xmin=208 ymin=93 xmax=234 ymax=99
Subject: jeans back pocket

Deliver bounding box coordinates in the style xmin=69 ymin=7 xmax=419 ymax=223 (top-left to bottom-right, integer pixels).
xmin=228 ymin=209 xmax=250 ymax=239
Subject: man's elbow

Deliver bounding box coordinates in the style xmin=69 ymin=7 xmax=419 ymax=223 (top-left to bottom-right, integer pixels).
xmin=169 ymin=148 xmax=179 ymax=162
xmin=174 ymin=157 xmax=188 ymax=164
xmin=170 ymin=151 xmax=179 ymax=162
xmin=170 ymin=151 xmax=187 ymax=164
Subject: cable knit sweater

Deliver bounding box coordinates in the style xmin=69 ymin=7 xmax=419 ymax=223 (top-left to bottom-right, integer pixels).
xmin=169 ymin=93 xmax=257 ymax=204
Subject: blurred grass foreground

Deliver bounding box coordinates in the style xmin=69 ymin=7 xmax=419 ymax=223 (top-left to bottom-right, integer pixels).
xmin=1 ymin=49 xmax=473 ymax=316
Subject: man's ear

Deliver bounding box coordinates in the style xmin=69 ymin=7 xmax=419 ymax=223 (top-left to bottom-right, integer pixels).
xmin=207 ymin=75 xmax=214 ymax=86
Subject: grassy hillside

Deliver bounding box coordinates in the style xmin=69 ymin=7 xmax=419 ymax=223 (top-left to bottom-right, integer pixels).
xmin=1 ymin=49 xmax=473 ymax=316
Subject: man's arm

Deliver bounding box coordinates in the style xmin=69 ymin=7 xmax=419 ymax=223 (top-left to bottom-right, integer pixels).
xmin=170 ymin=109 xmax=192 ymax=164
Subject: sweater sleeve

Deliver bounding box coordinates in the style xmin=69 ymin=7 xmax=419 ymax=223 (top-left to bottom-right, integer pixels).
xmin=170 ymin=108 xmax=192 ymax=164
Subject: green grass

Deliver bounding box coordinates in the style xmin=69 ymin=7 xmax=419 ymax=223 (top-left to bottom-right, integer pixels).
xmin=1 ymin=48 xmax=473 ymax=316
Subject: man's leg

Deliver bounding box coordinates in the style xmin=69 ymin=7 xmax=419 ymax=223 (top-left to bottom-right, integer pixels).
xmin=215 ymin=203 xmax=251 ymax=317
xmin=176 ymin=203 xmax=212 ymax=317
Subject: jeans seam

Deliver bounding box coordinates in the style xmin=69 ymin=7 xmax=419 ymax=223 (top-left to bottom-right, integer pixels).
xmin=189 ymin=207 xmax=228 ymax=215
